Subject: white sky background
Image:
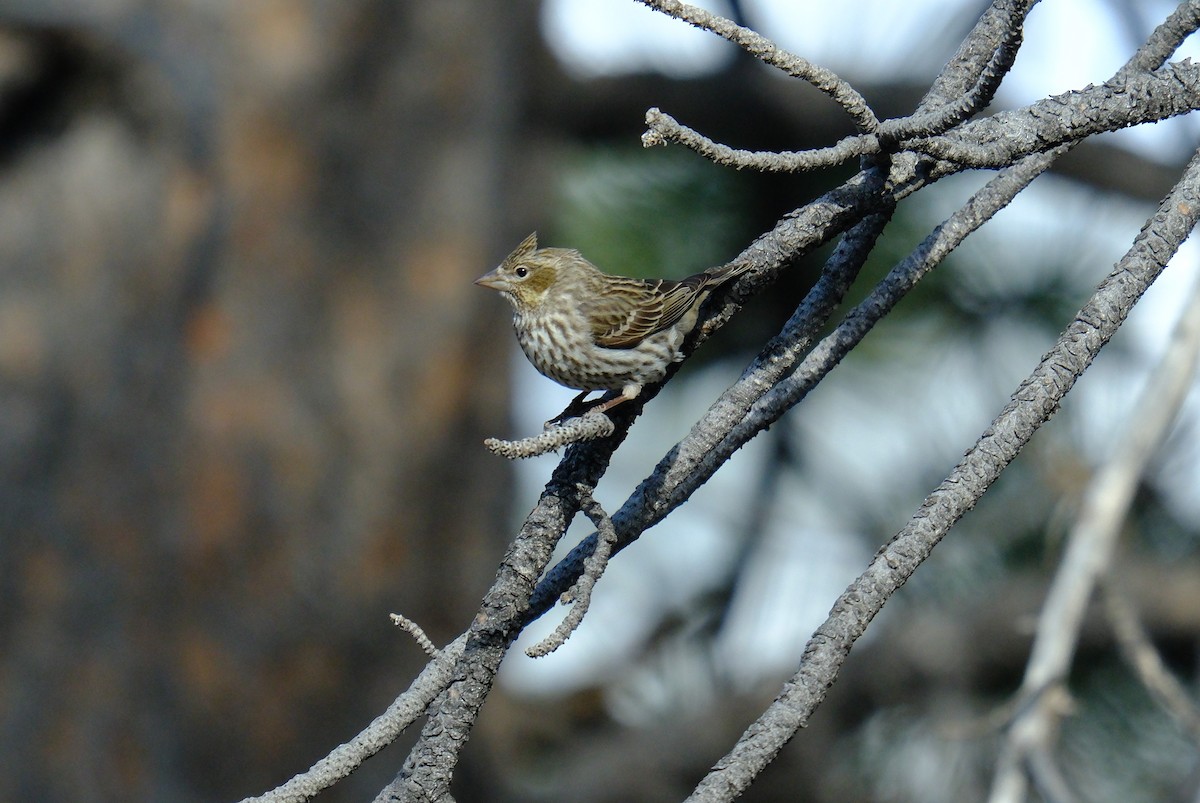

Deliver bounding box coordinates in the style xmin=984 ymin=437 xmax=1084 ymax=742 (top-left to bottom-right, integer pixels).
xmin=503 ymin=0 xmax=1200 ymax=704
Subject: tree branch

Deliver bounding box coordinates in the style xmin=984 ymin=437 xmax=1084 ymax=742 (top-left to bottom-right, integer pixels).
xmin=643 ymin=107 xmax=875 ymax=172
xmin=880 ymin=0 xmax=1035 ymax=143
xmin=689 ymin=147 xmax=1200 ymax=803
xmin=636 ymin=0 xmax=879 ymax=132
xmin=1115 ymin=0 xmax=1200 ymax=80
xmin=1102 ymin=579 xmax=1200 ymax=743
xmin=528 ymin=182 xmax=895 ymax=619
xmin=526 ymin=487 xmax=619 ymax=657
xmin=241 ymin=3 xmax=1200 ymax=800
xmin=484 ymin=412 xmax=616 ymax=458
xmin=910 ymin=60 xmax=1200 ymax=167
xmin=375 ymin=453 xmax=617 ymax=802
xmin=920 ymin=0 xmax=1038 ymax=110
xmin=534 ymin=145 xmax=1064 ymax=629
xmin=364 ymin=154 xmax=900 ymax=803
xmin=988 ymin=205 xmax=1200 ymax=803
xmin=647 ymin=17 xmax=1198 ymax=176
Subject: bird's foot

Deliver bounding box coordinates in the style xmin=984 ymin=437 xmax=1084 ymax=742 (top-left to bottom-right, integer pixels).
xmin=545 ymin=391 xmax=603 ymax=429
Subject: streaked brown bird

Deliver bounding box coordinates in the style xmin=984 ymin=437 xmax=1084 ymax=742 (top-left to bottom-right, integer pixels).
xmin=475 ymin=232 xmax=749 ymax=414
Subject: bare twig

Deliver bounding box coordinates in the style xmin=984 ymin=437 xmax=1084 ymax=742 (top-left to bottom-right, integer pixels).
xmin=920 ymin=0 xmax=1038 ymax=110
xmin=1023 ymin=743 xmax=1077 ymax=803
xmin=879 ymin=0 xmax=1030 ymax=142
xmin=375 ymin=458 xmax=610 ymax=802
xmin=909 ymin=60 xmax=1200 ymax=168
xmin=989 ymin=232 xmax=1200 ymax=803
xmin=527 ymin=487 xmax=619 ymax=657
xmin=485 ymin=412 xmax=616 ymax=459
xmin=644 ymin=0 xmax=1038 ymax=169
xmin=645 ymin=14 xmax=1199 ymax=178
xmin=637 ymin=0 xmax=878 ymax=132
xmin=643 ymin=107 xmax=876 ymax=171
xmin=391 ymin=614 xmax=441 ymax=658
xmin=1115 ymin=0 xmax=1200 ymax=79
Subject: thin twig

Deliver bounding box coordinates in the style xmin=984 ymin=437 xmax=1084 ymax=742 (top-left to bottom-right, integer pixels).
xmin=1023 ymin=744 xmax=1077 ymax=803
xmin=643 ymin=1 xmax=1036 ymax=170
xmin=880 ymin=0 xmax=1030 ymax=142
xmin=1115 ymin=0 xmax=1200 ymax=80
xmin=920 ymin=0 xmax=1038 ymax=110
xmin=391 ymin=614 xmax=441 ymax=658
xmin=644 ymin=108 xmax=876 ymax=171
xmin=485 ymin=413 xmax=616 ymax=459
xmin=374 ymin=460 xmax=607 ymax=802
xmin=527 ymin=487 xmax=619 ymax=657
xmin=637 ymin=0 xmax=878 ymax=132
xmin=908 ymin=61 xmax=1200 ymax=168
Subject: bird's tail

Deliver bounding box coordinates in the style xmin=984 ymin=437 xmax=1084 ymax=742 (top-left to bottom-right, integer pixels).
xmin=701 ymin=258 xmax=755 ymax=286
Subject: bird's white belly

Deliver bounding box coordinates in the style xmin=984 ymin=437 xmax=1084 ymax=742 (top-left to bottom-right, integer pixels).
xmin=514 ymin=312 xmax=684 ymax=392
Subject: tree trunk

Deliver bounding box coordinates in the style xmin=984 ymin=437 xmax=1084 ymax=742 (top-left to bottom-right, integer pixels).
xmin=0 ymin=2 xmax=530 ymax=799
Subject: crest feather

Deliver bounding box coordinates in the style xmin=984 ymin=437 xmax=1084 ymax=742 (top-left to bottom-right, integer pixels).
xmin=504 ymin=232 xmax=539 ymax=266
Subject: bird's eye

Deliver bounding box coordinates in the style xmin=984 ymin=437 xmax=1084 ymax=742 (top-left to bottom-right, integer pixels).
xmin=514 ymin=267 xmax=529 ymax=279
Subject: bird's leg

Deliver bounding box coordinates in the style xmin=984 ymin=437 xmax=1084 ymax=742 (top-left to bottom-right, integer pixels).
xmin=583 ymin=384 xmax=640 ymax=416
xmin=568 ymin=390 xmax=594 ymax=412
xmin=546 ymin=390 xmax=598 ymax=427
xmin=549 ymin=384 xmax=640 ymax=427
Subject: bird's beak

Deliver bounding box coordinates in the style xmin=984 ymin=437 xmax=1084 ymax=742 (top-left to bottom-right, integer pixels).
xmin=474 ymin=268 xmax=508 ymax=292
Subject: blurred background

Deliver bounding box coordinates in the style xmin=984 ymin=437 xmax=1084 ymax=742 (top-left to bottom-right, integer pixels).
xmin=1 ymin=1 xmax=1198 ymax=801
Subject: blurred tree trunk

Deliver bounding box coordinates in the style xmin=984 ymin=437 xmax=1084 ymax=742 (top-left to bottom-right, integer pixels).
xmin=0 ymin=2 xmax=534 ymax=800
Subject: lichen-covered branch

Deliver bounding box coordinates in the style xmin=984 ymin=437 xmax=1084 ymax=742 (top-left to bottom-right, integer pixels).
xmin=485 ymin=413 xmax=616 ymax=459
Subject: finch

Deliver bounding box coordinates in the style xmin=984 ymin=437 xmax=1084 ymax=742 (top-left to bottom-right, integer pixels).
xmin=475 ymin=233 xmax=749 ymax=414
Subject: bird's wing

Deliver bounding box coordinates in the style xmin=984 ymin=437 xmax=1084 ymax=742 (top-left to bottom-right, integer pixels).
xmin=582 ymin=276 xmax=705 ymax=349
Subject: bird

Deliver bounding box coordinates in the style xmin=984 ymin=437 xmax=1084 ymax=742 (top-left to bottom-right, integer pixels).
xmin=475 ymin=232 xmax=751 ymax=415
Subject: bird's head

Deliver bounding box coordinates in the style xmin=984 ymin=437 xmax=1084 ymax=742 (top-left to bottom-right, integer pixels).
xmin=475 ymin=232 xmax=566 ymax=312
